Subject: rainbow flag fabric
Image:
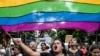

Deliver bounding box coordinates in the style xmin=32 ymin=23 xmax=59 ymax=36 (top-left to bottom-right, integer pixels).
xmin=0 ymin=0 xmax=100 ymax=32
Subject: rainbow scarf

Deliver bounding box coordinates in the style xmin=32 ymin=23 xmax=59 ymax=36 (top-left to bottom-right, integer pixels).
xmin=0 ymin=0 xmax=100 ymax=32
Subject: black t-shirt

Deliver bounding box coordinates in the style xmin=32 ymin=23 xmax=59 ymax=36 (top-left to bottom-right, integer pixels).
xmin=40 ymin=53 xmax=68 ymax=56
xmin=40 ymin=53 xmax=50 ymax=56
xmin=68 ymin=49 xmax=82 ymax=56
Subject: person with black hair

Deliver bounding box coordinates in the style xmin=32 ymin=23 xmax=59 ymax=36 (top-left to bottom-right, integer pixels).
xmin=50 ymin=39 xmax=67 ymax=56
xmin=88 ymin=45 xmax=100 ymax=56
xmin=68 ymin=38 xmax=82 ymax=56
xmin=13 ymin=46 xmax=23 ymax=56
xmin=13 ymin=38 xmax=68 ymax=56
xmin=40 ymin=43 xmax=49 ymax=53
xmin=29 ymin=41 xmax=37 ymax=51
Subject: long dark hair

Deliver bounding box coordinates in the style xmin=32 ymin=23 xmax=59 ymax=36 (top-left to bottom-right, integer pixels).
xmin=50 ymin=39 xmax=67 ymax=56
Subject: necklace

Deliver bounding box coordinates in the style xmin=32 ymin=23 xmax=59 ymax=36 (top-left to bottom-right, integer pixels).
xmin=69 ymin=48 xmax=78 ymax=53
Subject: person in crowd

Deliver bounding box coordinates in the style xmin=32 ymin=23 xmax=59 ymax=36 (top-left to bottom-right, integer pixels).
xmin=68 ymin=38 xmax=82 ymax=56
xmin=13 ymin=38 xmax=68 ymax=56
xmin=40 ymin=43 xmax=49 ymax=53
xmin=29 ymin=41 xmax=37 ymax=51
xmin=50 ymin=39 xmax=67 ymax=56
xmin=88 ymin=45 xmax=100 ymax=56
xmin=80 ymin=44 xmax=88 ymax=56
xmin=22 ymin=41 xmax=37 ymax=56
xmin=13 ymin=46 xmax=23 ymax=56
xmin=0 ymin=43 xmax=6 ymax=56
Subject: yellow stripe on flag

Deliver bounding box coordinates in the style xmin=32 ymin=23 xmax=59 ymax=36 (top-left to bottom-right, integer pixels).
xmin=62 ymin=0 xmax=100 ymax=4
xmin=0 ymin=0 xmax=100 ymax=7
xmin=0 ymin=0 xmax=39 ymax=7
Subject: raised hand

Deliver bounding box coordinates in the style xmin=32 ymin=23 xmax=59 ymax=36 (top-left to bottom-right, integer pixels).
xmin=13 ymin=38 xmax=22 ymax=45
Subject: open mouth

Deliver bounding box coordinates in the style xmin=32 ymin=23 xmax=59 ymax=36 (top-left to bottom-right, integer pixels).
xmin=54 ymin=46 xmax=57 ymax=50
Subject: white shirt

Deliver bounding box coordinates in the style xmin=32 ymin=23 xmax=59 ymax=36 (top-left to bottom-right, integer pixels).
xmin=44 ymin=36 xmax=52 ymax=44
xmin=16 ymin=53 xmax=23 ymax=56
xmin=0 ymin=49 xmax=6 ymax=56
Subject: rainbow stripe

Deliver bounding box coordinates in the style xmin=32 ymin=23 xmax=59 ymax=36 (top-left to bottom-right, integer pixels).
xmin=1 ymin=22 xmax=100 ymax=32
xmin=0 ymin=0 xmax=39 ymax=7
xmin=0 ymin=12 xmax=100 ymax=25
xmin=0 ymin=0 xmax=100 ymax=32
xmin=0 ymin=0 xmax=100 ymax=7
xmin=63 ymin=0 xmax=100 ymax=4
xmin=0 ymin=2 xmax=100 ymax=17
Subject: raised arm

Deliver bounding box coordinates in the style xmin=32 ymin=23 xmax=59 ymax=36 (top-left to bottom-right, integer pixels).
xmin=13 ymin=38 xmax=40 ymax=56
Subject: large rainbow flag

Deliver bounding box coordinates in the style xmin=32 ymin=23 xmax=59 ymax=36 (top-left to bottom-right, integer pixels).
xmin=0 ymin=0 xmax=100 ymax=32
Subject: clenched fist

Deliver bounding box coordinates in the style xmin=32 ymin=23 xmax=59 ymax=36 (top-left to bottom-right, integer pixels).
xmin=13 ymin=38 xmax=22 ymax=45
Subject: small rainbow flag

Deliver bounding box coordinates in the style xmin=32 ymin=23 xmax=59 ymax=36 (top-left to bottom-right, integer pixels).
xmin=0 ymin=0 xmax=100 ymax=32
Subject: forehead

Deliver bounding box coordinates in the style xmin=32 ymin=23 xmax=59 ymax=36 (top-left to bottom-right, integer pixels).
xmin=14 ymin=48 xmax=19 ymax=50
xmin=30 ymin=42 xmax=34 ymax=44
xmin=41 ymin=43 xmax=46 ymax=46
xmin=30 ymin=41 xmax=36 ymax=44
xmin=54 ymin=40 xmax=61 ymax=43
xmin=92 ymin=49 xmax=100 ymax=52
xmin=70 ymin=38 xmax=77 ymax=43
xmin=71 ymin=38 xmax=77 ymax=41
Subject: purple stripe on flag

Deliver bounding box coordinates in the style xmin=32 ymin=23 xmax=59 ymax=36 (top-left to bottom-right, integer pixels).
xmin=1 ymin=22 xmax=100 ymax=32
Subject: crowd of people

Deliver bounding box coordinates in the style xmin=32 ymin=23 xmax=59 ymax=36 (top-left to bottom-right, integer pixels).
xmin=0 ymin=38 xmax=100 ymax=56
xmin=11 ymin=38 xmax=100 ymax=56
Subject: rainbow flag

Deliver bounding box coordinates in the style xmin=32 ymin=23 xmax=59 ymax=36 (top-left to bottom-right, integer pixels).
xmin=0 ymin=0 xmax=100 ymax=32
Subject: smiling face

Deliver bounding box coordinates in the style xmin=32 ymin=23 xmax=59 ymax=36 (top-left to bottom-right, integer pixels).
xmin=29 ymin=41 xmax=37 ymax=51
xmin=41 ymin=43 xmax=47 ymax=50
xmin=52 ymin=40 xmax=64 ymax=53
